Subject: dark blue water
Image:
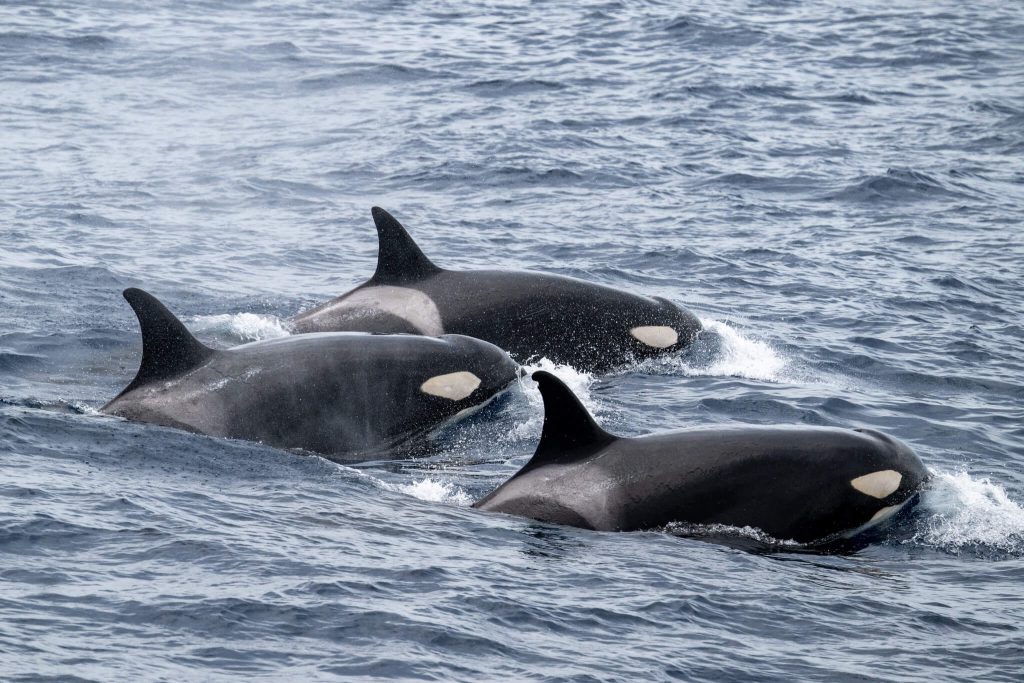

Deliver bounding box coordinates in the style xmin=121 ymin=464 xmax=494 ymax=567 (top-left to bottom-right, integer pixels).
xmin=3 ymin=1 xmax=1023 ymax=680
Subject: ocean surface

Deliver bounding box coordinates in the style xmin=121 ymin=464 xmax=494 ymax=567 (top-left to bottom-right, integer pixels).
xmin=2 ymin=1 xmax=1023 ymax=680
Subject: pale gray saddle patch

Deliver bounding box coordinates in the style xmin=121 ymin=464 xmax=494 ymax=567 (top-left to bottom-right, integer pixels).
xmin=336 ymin=286 xmax=444 ymax=335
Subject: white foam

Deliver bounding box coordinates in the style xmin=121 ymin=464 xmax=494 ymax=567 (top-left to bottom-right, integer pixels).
xmin=636 ymin=317 xmax=790 ymax=382
xmin=325 ymin=464 xmax=473 ymax=506
xmin=913 ymin=469 xmax=1024 ymax=553
xmin=189 ymin=313 xmax=292 ymax=343
xmin=663 ymin=521 xmax=800 ymax=546
xmin=397 ymin=478 xmax=472 ymax=506
xmin=513 ymin=358 xmax=599 ymax=440
xmin=70 ymin=402 xmax=102 ymax=416
xmin=689 ymin=318 xmax=788 ymax=381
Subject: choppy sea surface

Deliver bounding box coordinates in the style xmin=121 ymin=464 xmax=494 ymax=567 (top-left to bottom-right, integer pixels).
xmin=2 ymin=1 xmax=1023 ymax=680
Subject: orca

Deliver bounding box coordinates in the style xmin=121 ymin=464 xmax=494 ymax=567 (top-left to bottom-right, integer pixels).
xmin=102 ymin=289 xmax=520 ymax=461
xmin=474 ymin=372 xmax=930 ymax=544
xmin=290 ymin=207 xmax=702 ymax=372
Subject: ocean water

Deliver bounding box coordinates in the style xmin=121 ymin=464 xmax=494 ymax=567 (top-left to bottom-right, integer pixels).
xmin=2 ymin=1 xmax=1023 ymax=680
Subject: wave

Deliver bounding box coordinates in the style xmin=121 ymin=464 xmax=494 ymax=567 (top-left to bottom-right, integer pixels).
xmin=466 ymin=78 xmax=565 ymax=96
xmin=396 ymin=478 xmax=473 ymax=506
xmin=826 ymin=168 xmax=975 ymax=203
xmin=338 ymin=462 xmax=475 ymax=506
xmin=381 ymin=160 xmax=633 ymax=191
xmin=655 ymin=15 xmax=767 ymax=48
xmin=664 ymin=521 xmax=800 ymax=549
xmin=188 ymin=313 xmax=292 ymax=345
xmin=638 ymin=317 xmax=791 ymax=382
xmin=702 ymin=172 xmax=821 ymax=195
xmin=911 ymin=470 xmax=1024 ymax=556
xmin=298 ymin=63 xmax=445 ymax=90
xmin=688 ymin=319 xmax=789 ymax=381
xmin=0 ymin=31 xmax=115 ymax=52
xmin=0 ymin=350 xmax=45 ymax=372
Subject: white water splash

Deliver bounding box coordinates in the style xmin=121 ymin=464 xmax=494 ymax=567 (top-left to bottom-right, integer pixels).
xmin=636 ymin=317 xmax=790 ymax=382
xmin=689 ymin=318 xmax=788 ymax=381
xmin=328 ymin=464 xmax=473 ymax=506
xmin=913 ymin=469 xmax=1024 ymax=553
xmin=511 ymin=358 xmax=599 ymax=440
xmin=663 ymin=521 xmax=800 ymax=547
xmin=397 ymin=478 xmax=473 ymax=506
xmin=69 ymin=402 xmax=102 ymax=416
xmin=189 ymin=313 xmax=292 ymax=343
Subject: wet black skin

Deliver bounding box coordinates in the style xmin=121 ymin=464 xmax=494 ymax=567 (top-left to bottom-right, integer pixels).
xmin=474 ymin=372 xmax=930 ymax=544
xmin=291 ymin=207 xmax=702 ymax=372
xmin=103 ymin=289 xmax=520 ymax=462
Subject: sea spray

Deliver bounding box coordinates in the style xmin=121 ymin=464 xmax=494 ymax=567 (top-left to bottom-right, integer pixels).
xmin=912 ymin=469 xmax=1024 ymax=554
xmin=397 ymin=478 xmax=473 ymax=506
xmin=511 ymin=358 xmax=600 ymax=441
xmin=638 ymin=317 xmax=791 ymax=382
xmin=189 ymin=313 xmax=292 ymax=345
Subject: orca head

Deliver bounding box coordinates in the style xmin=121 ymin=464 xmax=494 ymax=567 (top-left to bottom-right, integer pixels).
xmin=831 ymin=428 xmax=930 ymax=540
xmin=850 ymin=427 xmax=931 ymax=496
xmin=418 ymin=334 xmax=520 ymax=409
xmin=625 ymin=296 xmax=702 ymax=358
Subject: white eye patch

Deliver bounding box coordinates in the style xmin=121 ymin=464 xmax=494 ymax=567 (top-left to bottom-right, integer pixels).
xmin=629 ymin=326 xmax=678 ymax=349
xmin=420 ymin=371 xmax=481 ymax=401
xmin=850 ymin=470 xmax=902 ymax=499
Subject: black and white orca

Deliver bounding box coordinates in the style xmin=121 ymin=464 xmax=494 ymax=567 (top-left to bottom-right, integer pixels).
xmin=474 ymin=372 xmax=930 ymax=544
xmin=103 ymin=289 xmax=520 ymax=461
xmin=291 ymin=207 xmax=702 ymax=372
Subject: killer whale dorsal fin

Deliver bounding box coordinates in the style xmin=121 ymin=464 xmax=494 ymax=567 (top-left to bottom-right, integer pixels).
xmin=119 ymin=288 xmax=215 ymax=394
xmin=525 ymin=371 xmax=617 ymax=469
xmin=369 ymin=206 xmax=442 ymax=284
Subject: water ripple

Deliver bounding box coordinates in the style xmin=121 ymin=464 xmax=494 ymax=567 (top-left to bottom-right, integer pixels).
xmin=1 ymin=0 xmax=1023 ymax=680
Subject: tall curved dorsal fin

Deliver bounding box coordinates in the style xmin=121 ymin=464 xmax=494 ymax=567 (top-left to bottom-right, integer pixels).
xmin=369 ymin=206 xmax=442 ymax=284
xmin=118 ymin=288 xmax=215 ymax=394
xmin=522 ymin=371 xmax=617 ymax=470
